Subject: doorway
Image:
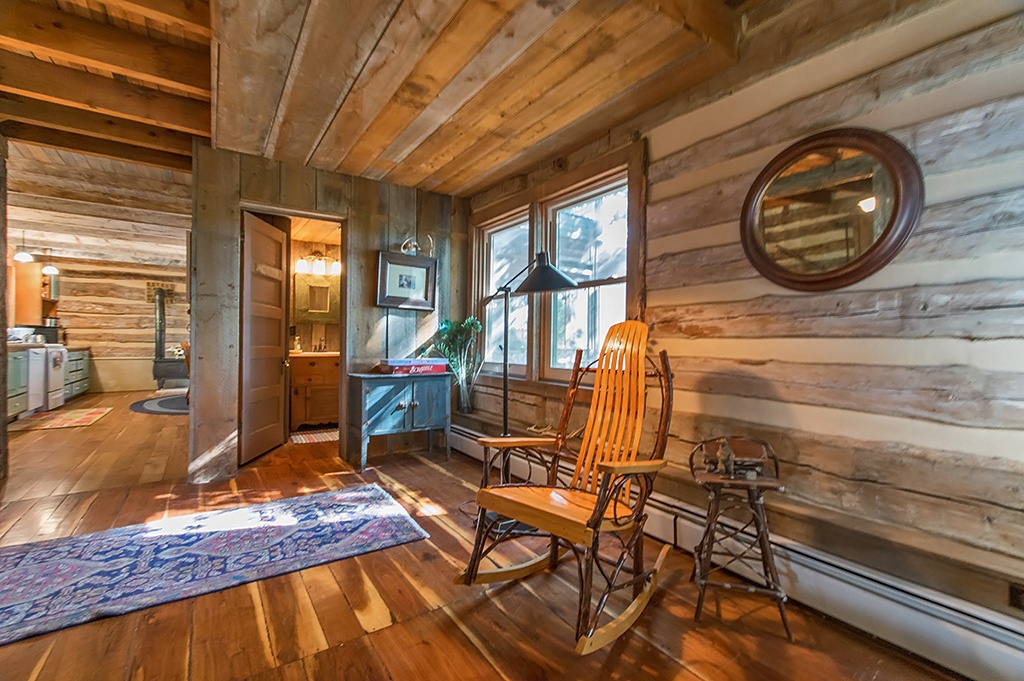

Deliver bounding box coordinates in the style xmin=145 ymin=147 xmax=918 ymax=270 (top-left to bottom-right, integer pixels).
xmin=239 ymin=211 xmax=343 ymax=465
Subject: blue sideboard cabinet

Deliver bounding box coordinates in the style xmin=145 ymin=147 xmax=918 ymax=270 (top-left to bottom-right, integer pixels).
xmin=348 ymin=373 xmax=451 ymax=472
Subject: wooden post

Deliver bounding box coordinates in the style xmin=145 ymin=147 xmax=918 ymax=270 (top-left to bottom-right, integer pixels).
xmin=0 ymin=133 xmax=7 ymax=481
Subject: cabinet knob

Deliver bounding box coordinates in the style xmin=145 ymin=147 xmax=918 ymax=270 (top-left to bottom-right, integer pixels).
xmin=410 ymin=401 xmax=419 ymax=409
xmin=397 ymin=401 xmax=407 ymax=410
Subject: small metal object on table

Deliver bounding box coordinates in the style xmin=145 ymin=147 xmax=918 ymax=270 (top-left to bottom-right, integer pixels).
xmin=688 ymin=436 xmax=793 ymax=640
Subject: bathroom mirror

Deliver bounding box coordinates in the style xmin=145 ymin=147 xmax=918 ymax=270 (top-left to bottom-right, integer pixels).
xmin=740 ymin=128 xmax=924 ymax=291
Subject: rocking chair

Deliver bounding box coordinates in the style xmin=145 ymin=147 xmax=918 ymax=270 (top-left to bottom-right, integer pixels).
xmin=459 ymin=320 xmax=673 ymax=654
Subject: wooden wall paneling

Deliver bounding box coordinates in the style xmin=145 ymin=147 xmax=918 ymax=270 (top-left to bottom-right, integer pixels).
xmin=0 ymin=133 xmax=7 ymax=481
xmin=626 ymin=138 xmax=647 ymax=320
xmin=212 ymin=0 xmax=309 ymax=152
xmin=190 ymin=141 xmax=241 ymax=483
xmin=263 ymin=0 xmax=403 ymax=164
xmin=315 ymin=169 xmax=352 ymax=216
xmin=239 ymin=155 xmax=281 ymax=206
xmin=449 ymin=197 xmax=470 ymax=324
xmin=0 ymin=124 xmax=192 ymax=172
xmin=279 ymin=163 xmax=317 ymax=211
xmin=346 ymin=177 xmax=390 ymax=374
xmin=386 ymin=185 xmax=419 ymax=361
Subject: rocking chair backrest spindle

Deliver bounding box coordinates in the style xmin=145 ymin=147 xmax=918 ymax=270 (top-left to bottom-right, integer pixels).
xmin=570 ymin=320 xmax=649 ymax=494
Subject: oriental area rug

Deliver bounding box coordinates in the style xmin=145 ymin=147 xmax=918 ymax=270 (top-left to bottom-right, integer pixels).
xmin=0 ymin=484 xmax=427 ymax=646
xmin=8 ymin=407 xmax=112 ymax=431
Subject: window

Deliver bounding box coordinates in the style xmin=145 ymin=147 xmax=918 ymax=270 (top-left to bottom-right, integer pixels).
xmin=548 ymin=180 xmax=628 ymax=371
xmin=473 ymin=143 xmax=641 ymax=387
xmin=482 ymin=219 xmax=529 ymax=369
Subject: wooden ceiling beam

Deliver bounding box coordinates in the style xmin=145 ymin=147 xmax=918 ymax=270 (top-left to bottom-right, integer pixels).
xmin=0 ymin=122 xmax=192 ymax=172
xmin=635 ymin=0 xmax=738 ymax=57
xmin=0 ymin=0 xmax=211 ymax=98
xmin=0 ymin=96 xmax=197 ymax=156
xmin=99 ymin=0 xmax=213 ymax=40
xmin=0 ymin=50 xmax=210 ymax=136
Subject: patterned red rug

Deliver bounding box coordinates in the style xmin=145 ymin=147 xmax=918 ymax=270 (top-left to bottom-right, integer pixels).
xmin=0 ymin=484 xmax=427 ymax=645
xmin=8 ymin=407 xmax=112 ymax=431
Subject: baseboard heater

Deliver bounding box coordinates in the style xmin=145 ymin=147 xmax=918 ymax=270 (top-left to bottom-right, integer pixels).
xmin=449 ymin=425 xmax=1024 ymax=681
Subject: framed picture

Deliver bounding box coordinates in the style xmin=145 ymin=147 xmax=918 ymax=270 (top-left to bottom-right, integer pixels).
xmin=376 ymin=251 xmax=437 ymax=311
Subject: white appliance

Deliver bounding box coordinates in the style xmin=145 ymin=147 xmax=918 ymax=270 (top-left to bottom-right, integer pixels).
xmin=27 ymin=347 xmax=46 ymax=412
xmin=43 ymin=344 xmax=68 ymax=411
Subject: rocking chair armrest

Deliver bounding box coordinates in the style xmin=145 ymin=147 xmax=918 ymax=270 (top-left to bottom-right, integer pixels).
xmin=477 ymin=436 xmax=558 ymax=449
xmin=596 ymin=460 xmax=666 ymax=476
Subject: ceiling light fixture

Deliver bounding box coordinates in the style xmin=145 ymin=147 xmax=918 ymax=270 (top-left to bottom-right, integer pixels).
xmin=858 ymin=196 xmax=877 ymax=213
xmin=13 ymin=231 xmax=33 ymax=263
xmin=41 ymin=248 xmax=59 ymax=276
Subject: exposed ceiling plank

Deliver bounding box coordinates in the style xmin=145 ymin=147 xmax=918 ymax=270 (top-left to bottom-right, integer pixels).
xmin=306 ymin=0 xmax=467 ymax=171
xmin=0 ymin=122 xmax=193 ymax=171
xmin=0 ymin=50 xmax=210 ymax=135
xmin=98 ymin=0 xmax=213 ymax=40
xmin=338 ymin=0 xmax=530 ymax=177
xmin=263 ymin=0 xmax=404 ymax=164
xmin=381 ymin=0 xmax=626 ymax=188
xmin=424 ymin=8 xmax=688 ymax=191
xmin=365 ymin=0 xmax=583 ymax=181
xmin=452 ymin=42 xmax=732 ymax=195
xmin=635 ymin=0 xmax=737 ymax=56
xmin=0 ymin=0 xmax=211 ymax=98
xmin=212 ymin=0 xmax=308 ymax=153
xmin=0 ymin=96 xmax=197 ymax=156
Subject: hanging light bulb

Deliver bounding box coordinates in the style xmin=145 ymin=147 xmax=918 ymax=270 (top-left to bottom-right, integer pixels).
xmin=311 ymin=257 xmax=326 ymax=276
xmin=295 ymin=258 xmax=310 ymax=274
xmin=13 ymin=230 xmax=33 ymax=262
xmin=329 ymin=260 xmax=342 ymax=276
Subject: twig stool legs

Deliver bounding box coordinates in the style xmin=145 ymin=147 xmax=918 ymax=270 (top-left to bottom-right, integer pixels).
xmin=688 ymin=436 xmax=793 ymax=641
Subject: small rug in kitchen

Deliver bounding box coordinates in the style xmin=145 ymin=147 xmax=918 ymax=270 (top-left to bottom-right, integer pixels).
xmin=291 ymin=428 xmax=339 ymax=444
xmin=129 ymin=395 xmax=189 ymax=415
xmin=0 ymin=483 xmax=427 ymax=646
xmin=8 ymin=407 xmax=112 ymax=431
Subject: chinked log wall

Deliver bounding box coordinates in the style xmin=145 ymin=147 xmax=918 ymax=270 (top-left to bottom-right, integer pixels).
xmin=191 ymin=143 xmax=467 ymax=483
xmin=644 ymin=2 xmax=1024 ymax=617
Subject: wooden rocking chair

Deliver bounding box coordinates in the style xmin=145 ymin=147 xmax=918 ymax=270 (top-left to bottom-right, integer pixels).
xmin=459 ymin=320 xmax=673 ymax=654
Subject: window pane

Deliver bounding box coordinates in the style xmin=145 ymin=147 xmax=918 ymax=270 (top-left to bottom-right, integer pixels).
xmin=554 ymin=184 xmax=627 ymax=283
xmin=487 ymin=222 xmax=530 ymax=292
xmin=484 ymin=294 xmax=528 ymax=365
xmin=550 ymin=283 xmax=626 ymax=369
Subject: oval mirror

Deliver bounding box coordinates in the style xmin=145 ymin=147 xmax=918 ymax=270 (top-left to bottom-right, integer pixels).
xmin=740 ymin=128 xmax=924 ymax=291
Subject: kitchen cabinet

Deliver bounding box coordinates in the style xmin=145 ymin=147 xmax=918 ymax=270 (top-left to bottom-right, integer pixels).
xmin=64 ymin=349 xmax=90 ymax=400
xmin=289 ymin=352 xmax=340 ymax=430
xmin=7 ymin=349 xmax=28 ymax=417
xmin=348 ymin=373 xmax=451 ymax=472
xmin=14 ymin=262 xmax=42 ymax=327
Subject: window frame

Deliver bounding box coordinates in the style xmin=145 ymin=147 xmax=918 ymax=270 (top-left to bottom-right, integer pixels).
xmin=478 ymin=213 xmax=531 ymax=377
xmin=470 ymin=141 xmax=646 ymax=391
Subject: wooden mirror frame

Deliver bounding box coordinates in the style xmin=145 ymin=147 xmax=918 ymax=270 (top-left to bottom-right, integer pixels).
xmin=740 ymin=128 xmax=924 ymax=291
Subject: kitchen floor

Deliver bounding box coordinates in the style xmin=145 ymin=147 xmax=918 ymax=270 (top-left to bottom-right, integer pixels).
xmin=1 ymin=391 xmax=189 ymax=506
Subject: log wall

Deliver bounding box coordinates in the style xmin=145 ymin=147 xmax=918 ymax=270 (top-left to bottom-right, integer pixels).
xmin=191 ymin=143 xmax=467 ymax=482
xmin=643 ymin=1 xmax=1024 ymax=616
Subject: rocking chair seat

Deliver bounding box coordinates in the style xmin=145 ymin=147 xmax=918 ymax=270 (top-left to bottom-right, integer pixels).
xmin=477 ymin=486 xmax=637 ymax=546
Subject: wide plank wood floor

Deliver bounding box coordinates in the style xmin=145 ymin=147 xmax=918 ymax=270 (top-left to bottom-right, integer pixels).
xmin=0 ymin=392 xmax=967 ymax=681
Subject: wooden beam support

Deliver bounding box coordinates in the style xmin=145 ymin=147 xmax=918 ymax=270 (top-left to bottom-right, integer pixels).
xmin=635 ymin=0 xmax=737 ymax=57
xmin=0 ymin=122 xmax=192 ymax=171
xmin=0 ymin=50 xmax=210 ymax=135
xmin=88 ymin=0 xmax=212 ymax=40
xmin=0 ymin=96 xmax=197 ymax=156
xmin=0 ymin=0 xmax=210 ymax=98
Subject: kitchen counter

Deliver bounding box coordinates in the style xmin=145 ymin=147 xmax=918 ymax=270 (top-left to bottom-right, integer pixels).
xmin=6 ymin=342 xmax=48 ymax=349
xmin=289 ymin=351 xmax=340 ymax=357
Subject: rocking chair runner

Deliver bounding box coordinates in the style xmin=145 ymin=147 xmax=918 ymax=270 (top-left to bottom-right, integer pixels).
xmin=459 ymin=320 xmax=673 ymax=655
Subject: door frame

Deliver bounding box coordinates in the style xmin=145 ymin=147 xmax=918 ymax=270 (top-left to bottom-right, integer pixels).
xmin=238 ymin=202 xmax=348 ymax=467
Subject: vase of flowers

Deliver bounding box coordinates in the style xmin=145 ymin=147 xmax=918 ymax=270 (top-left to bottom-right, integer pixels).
xmin=433 ymin=317 xmax=483 ymax=414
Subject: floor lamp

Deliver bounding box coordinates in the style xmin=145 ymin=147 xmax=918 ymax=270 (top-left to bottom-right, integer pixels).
xmin=492 ymin=250 xmax=576 ymax=438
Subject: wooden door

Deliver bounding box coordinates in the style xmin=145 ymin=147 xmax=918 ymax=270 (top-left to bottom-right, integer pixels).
xmin=241 ymin=213 xmax=288 ymax=464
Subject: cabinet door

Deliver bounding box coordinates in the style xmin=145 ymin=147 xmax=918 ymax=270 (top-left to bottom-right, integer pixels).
xmin=412 ymin=378 xmax=449 ymax=429
xmin=305 ymin=385 xmax=339 ymax=425
xmin=364 ymin=381 xmax=411 ymax=435
xmin=8 ymin=353 xmax=27 ymax=396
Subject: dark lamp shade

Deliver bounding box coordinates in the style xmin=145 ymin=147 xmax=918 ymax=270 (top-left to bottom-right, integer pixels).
xmin=514 ymin=252 xmax=577 ymax=293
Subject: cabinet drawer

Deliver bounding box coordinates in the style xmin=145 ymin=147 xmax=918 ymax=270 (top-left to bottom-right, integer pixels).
xmin=7 ymin=393 xmax=27 ymax=417
xmin=292 ymin=374 xmax=324 ymax=386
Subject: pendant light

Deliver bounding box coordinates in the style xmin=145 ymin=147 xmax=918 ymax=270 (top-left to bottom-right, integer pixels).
xmin=13 ymin=231 xmax=33 ymax=263
xmin=41 ymin=248 xmax=59 ymax=276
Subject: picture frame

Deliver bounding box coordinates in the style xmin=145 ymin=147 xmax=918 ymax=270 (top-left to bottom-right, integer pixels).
xmin=376 ymin=251 xmax=437 ymax=311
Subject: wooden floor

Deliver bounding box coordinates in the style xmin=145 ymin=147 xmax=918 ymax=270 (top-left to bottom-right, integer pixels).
xmin=0 ymin=392 xmax=966 ymax=681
